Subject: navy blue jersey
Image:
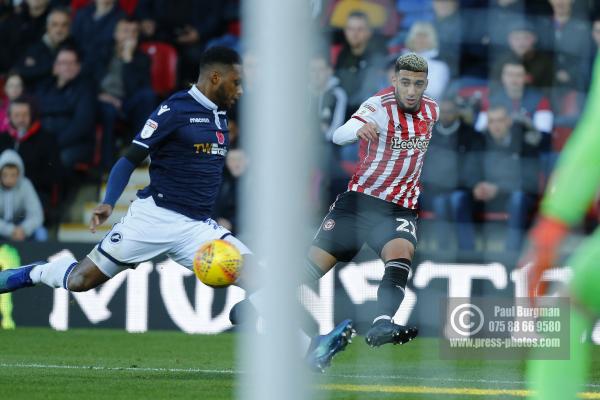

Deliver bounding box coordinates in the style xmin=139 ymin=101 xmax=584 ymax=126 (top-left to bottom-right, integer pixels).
xmin=133 ymin=85 xmax=229 ymax=220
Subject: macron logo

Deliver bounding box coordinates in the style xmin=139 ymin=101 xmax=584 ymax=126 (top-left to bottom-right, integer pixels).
xmin=157 ymin=105 xmax=170 ymax=116
xmin=190 ymin=117 xmax=210 ymax=123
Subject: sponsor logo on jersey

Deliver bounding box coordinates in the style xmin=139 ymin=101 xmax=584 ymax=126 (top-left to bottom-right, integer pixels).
xmin=110 ymin=232 xmax=122 ymax=244
xmin=391 ymin=136 xmax=429 ymax=151
xmin=216 ymin=131 xmax=225 ymax=145
xmin=322 ymin=219 xmax=335 ymax=231
xmin=157 ymin=104 xmax=170 ymax=116
xmin=190 ymin=117 xmax=210 ymax=123
xmin=140 ymin=119 xmax=158 ymax=139
xmin=193 ymin=143 xmax=228 ymax=156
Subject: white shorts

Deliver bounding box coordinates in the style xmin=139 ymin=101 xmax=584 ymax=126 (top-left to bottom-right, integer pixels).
xmin=87 ymin=196 xmax=251 ymax=278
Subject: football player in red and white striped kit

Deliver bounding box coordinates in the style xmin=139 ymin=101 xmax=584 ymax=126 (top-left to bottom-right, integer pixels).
xmin=310 ymin=53 xmax=439 ymax=348
xmin=232 ymin=53 xmax=438 ymax=371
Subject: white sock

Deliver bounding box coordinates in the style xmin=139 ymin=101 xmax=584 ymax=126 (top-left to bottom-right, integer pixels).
xmin=373 ymin=315 xmax=392 ymax=324
xmin=30 ymin=256 xmax=77 ymax=289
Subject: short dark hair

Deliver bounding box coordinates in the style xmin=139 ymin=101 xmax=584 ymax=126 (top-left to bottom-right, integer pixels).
xmin=488 ymin=102 xmax=510 ymax=114
xmin=47 ymin=6 xmax=70 ymax=24
xmin=56 ymin=44 xmax=82 ymax=62
xmin=9 ymin=96 xmax=38 ymax=120
xmin=347 ymin=11 xmax=369 ymax=24
xmin=501 ymin=58 xmax=525 ymax=70
xmin=198 ymin=46 xmax=241 ymax=75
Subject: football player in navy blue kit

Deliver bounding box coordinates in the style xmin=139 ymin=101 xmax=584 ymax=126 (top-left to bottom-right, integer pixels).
xmin=0 ymin=46 xmax=351 ymax=370
xmin=0 ymin=47 xmax=250 ymax=293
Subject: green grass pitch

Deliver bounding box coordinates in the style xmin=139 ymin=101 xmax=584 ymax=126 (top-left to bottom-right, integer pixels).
xmin=2 ymin=328 xmax=600 ymax=399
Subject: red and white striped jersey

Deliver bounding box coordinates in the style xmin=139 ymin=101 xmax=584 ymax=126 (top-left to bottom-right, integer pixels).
xmin=348 ymin=87 xmax=439 ymax=209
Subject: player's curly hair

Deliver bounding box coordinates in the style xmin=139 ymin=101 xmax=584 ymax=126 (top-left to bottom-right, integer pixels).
xmin=395 ymin=53 xmax=428 ymax=74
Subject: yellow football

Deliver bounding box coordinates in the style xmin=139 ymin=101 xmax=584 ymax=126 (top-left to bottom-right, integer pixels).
xmin=193 ymin=240 xmax=243 ymax=287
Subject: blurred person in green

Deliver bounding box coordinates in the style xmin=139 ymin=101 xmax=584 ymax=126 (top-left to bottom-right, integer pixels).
xmin=0 ymin=244 xmax=20 ymax=329
xmin=523 ymin=53 xmax=600 ymax=399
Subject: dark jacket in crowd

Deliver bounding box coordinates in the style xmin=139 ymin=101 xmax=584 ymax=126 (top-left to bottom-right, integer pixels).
xmin=71 ymin=4 xmax=125 ymax=67
xmin=135 ymin=0 xmax=225 ymax=43
xmin=14 ymin=5 xmax=50 ymax=53
xmin=466 ymin=122 xmax=542 ymax=195
xmin=15 ymin=36 xmax=76 ymax=90
xmin=0 ymin=121 xmax=61 ymax=201
xmin=421 ymin=119 xmax=482 ymax=195
xmin=0 ymin=6 xmax=21 ymax=74
xmin=92 ymin=47 xmax=152 ymax=98
xmin=335 ymin=39 xmax=386 ymax=118
xmin=36 ymin=75 xmax=96 ymax=150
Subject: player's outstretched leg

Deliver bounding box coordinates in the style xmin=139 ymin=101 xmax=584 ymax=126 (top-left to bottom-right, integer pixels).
xmin=305 ymin=319 xmax=356 ymax=373
xmin=0 ymin=263 xmax=42 ymax=293
xmin=0 ymin=255 xmax=109 ymax=293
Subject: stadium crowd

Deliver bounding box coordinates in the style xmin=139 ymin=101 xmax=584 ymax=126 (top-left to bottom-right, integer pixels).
xmin=0 ymin=0 xmax=598 ymax=251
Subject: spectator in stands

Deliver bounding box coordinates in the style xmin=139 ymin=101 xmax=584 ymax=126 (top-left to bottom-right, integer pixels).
xmin=459 ymin=1 xmax=490 ymax=80
xmin=335 ymin=11 xmax=386 ymax=119
xmin=0 ymin=73 xmax=25 ymax=133
xmin=404 ymin=21 xmax=450 ymax=100
xmin=476 ymin=59 xmax=553 ymax=135
xmin=0 ymin=149 xmax=45 ymax=241
xmin=537 ymin=0 xmax=591 ymax=91
xmin=486 ymin=0 xmax=526 ymax=62
xmin=96 ymin=18 xmax=155 ymax=171
xmin=0 ymin=0 xmax=21 ymax=75
xmin=0 ymin=97 xmax=61 ymax=224
xmin=309 ymin=52 xmax=350 ymax=206
xmin=310 ymin=53 xmax=347 ymax=142
xmin=36 ymin=47 xmax=96 ymax=170
xmin=457 ymin=104 xmax=542 ymax=251
xmin=421 ymin=97 xmax=481 ymax=251
xmin=135 ymin=0 xmax=226 ymax=84
xmin=71 ymin=0 xmax=125 ymax=72
xmin=14 ymin=0 xmax=51 ymax=52
xmin=431 ymin=0 xmax=461 ymax=78
xmin=491 ymin=21 xmax=554 ymax=91
xmin=14 ymin=7 xmax=72 ymax=90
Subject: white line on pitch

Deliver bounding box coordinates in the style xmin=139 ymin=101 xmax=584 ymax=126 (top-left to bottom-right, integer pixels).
xmin=2 ymin=363 xmax=600 ymax=389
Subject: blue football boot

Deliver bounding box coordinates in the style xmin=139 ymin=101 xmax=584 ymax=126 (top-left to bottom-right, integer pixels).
xmin=0 ymin=264 xmax=38 ymax=293
xmin=306 ymin=319 xmax=355 ymax=373
xmin=365 ymin=319 xmax=418 ymax=347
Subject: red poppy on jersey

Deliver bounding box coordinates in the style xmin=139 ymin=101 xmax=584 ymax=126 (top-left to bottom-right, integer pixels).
xmin=216 ymin=131 xmax=225 ymax=145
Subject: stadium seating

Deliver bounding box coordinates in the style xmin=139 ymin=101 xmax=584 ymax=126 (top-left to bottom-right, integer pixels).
xmin=139 ymin=41 xmax=178 ymax=98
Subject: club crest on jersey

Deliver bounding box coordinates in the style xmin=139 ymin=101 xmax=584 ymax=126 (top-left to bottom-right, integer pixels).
xmin=322 ymin=219 xmax=335 ymax=231
xmin=417 ymin=120 xmax=434 ymax=135
xmin=140 ymin=119 xmax=158 ymax=139
xmin=216 ymin=131 xmax=225 ymax=145
xmin=110 ymin=232 xmax=122 ymax=244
